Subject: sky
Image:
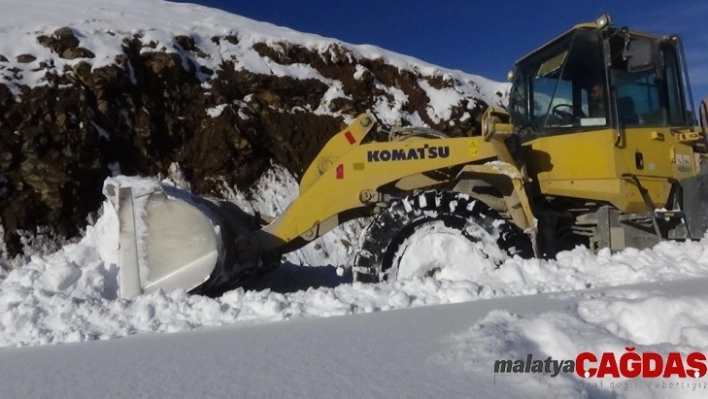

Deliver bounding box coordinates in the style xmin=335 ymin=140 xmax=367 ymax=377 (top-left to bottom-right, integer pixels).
xmin=170 ymin=0 xmax=708 ymax=111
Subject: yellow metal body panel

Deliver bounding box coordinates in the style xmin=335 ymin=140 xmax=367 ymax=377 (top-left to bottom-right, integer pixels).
xmin=299 ymin=114 xmax=375 ymax=195
xmin=527 ymin=126 xmax=700 ymax=212
xmin=254 ymin=112 xmax=703 ymax=252
xmin=457 ymin=163 xmax=535 ymax=231
xmin=257 ymin=118 xmax=509 ymax=248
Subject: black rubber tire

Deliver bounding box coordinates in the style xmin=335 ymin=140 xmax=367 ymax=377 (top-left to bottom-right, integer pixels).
xmin=353 ymin=190 xmax=533 ymax=283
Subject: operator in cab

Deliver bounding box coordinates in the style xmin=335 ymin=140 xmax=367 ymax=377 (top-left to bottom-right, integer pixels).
xmin=588 ymin=82 xmax=606 ymax=118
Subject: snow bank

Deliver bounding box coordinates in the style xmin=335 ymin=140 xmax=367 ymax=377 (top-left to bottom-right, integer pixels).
xmin=437 ymin=288 xmax=708 ymax=399
xmin=578 ymin=294 xmax=708 ymax=347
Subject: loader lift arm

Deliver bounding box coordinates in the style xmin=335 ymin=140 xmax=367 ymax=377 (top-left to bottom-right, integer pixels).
xmin=106 ymin=114 xmax=537 ymax=298
xmin=255 ymin=114 xmax=533 ymax=253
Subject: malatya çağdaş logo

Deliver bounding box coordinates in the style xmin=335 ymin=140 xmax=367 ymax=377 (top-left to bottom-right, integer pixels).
xmin=494 ymin=349 xmax=707 ymax=379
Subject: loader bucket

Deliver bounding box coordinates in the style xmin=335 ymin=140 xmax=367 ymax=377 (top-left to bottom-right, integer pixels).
xmin=681 ymin=162 xmax=708 ymax=240
xmin=103 ymin=178 xmax=260 ymax=299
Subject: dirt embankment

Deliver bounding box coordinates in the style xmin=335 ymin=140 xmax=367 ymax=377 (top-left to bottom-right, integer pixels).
xmin=0 ymin=27 xmax=500 ymax=257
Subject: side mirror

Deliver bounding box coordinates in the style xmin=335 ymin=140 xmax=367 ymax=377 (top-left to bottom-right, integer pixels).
xmin=701 ymin=98 xmax=708 ymax=134
xmin=624 ymin=39 xmax=655 ymax=72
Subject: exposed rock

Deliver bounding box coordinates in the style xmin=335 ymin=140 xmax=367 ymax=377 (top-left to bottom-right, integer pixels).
xmin=16 ymin=54 xmax=36 ymax=63
xmin=328 ymin=97 xmax=356 ymax=114
xmin=37 ymin=27 xmax=95 ymax=60
xmin=174 ymin=35 xmax=195 ymax=51
xmin=0 ymin=30 xmax=493 ymax=258
xmin=225 ymin=34 xmax=239 ymax=45
xmin=0 ymin=174 xmax=7 ymax=200
xmin=62 ymin=47 xmax=95 ymax=59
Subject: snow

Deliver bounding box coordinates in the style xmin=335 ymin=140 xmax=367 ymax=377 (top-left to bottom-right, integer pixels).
xmin=393 ymin=221 xmax=504 ymax=281
xmin=4 ymin=166 xmax=708 ymax=352
xmin=1 ymin=277 xmax=708 ymax=398
xmin=434 ymin=278 xmax=708 ymax=399
xmin=5 ymin=165 xmax=708 ymax=398
xmin=205 ymin=103 xmax=227 ymax=118
xmin=0 ymin=0 xmax=507 ymax=125
xmin=576 ymin=295 xmax=708 ymax=347
xmin=418 ymin=79 xmax=463 ymax=123
xmin=2 ymin=1 xmax=708 ymax=397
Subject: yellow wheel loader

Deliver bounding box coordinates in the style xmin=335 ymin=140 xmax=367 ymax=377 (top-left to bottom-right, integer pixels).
xmin=104 ymin=14 xmax=708 ymax=298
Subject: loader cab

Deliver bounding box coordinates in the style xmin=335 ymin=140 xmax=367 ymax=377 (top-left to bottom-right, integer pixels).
xmin=506 ymin=14 xmax=703 ymax=217
xmin=508 ymin=16 xmax=695 ymax=139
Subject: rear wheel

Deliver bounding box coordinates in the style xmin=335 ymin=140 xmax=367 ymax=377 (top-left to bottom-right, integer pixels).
xmin=353 ymin=190 xmax=533 ymax=283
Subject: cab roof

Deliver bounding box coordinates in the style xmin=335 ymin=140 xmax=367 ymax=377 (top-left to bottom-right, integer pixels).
xmin=515 ymin=19 xmax=667 ymax=65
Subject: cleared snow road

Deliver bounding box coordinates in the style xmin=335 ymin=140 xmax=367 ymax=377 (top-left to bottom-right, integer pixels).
xmin=2 ymin=277 xmax=707 ymax=399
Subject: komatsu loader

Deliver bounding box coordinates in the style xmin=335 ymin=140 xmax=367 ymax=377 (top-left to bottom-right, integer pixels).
xmin=104 ymin=13 xmax=708 ymax=298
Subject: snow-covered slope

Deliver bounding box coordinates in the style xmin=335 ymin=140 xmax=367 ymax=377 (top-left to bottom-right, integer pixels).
xmin=0 ymin=0 xmax=509 ymax=252
xmin=0 ymin=0 xmax=507 ymax=115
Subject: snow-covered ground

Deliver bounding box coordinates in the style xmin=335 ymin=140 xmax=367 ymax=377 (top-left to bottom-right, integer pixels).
xmin=2 ymin=277 xmax=708 ymax=399
xmin=4 ymin=165 xmax=708 ymax=350
xmin=2 ymin=1 xmax=708 ymax=398
xmin=4 ymin=165 xmax=708 ymax=398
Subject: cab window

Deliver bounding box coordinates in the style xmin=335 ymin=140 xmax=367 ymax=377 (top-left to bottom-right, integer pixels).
xmin=509 ymin=29 xmax=608 ymax=138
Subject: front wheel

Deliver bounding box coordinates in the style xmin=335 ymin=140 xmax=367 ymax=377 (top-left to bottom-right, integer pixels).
xmin=353 ymin=190 xmax=533 ymax=283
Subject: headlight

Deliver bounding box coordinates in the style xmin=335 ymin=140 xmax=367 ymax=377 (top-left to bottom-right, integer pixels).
xmin=595 ymin=13 xmax=612 ymax=30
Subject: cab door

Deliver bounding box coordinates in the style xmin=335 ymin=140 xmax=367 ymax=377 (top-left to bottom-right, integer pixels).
xmin=608 ymin=35 xmax=697 ymax=210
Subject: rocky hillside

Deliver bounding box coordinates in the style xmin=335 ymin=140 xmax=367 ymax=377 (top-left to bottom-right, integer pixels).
xmin=0 ymin=0 xmax=508 ymax=259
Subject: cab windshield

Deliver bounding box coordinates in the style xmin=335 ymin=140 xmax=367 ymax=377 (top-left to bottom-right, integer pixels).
xmin=509 ymin=29 xmax=607 ymax=137
xmin=509 ymin=27 xmax=693 ymax=138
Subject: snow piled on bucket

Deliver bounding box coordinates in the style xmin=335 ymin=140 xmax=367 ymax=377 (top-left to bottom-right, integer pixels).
xmin=2 ymin=167 xmax=708 ymax=347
